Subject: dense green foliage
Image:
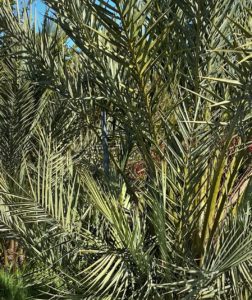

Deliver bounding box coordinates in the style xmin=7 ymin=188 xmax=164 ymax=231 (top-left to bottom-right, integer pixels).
xmin=0 ymin=270 xmax=28 ymax=300
xmin=0 ymin=0 xmax=251 ymax=299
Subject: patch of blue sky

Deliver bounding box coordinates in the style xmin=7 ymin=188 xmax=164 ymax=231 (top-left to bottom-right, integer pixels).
xmin=32 ymin=0 xmax=47 ymax=25
xmin=30 ymin=0 xmax=118 ymax=47
xmin=31 ymin=0 xmax=74 ymax=47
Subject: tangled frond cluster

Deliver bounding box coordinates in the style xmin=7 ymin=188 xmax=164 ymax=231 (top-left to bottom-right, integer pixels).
xmin=0 ymin=0 xmax=251 ymax=299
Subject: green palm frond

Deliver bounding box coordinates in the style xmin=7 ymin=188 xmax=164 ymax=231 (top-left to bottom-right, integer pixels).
xmin=0 ymin=0 xmax=251 ymax=299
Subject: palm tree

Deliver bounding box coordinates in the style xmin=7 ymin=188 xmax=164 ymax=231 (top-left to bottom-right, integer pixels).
xmin=0 ymin=0 xmax=251 ymax=299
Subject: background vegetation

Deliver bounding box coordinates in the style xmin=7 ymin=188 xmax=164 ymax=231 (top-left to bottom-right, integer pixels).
xmin=0 ymin=0 xmax=251 ymax=299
